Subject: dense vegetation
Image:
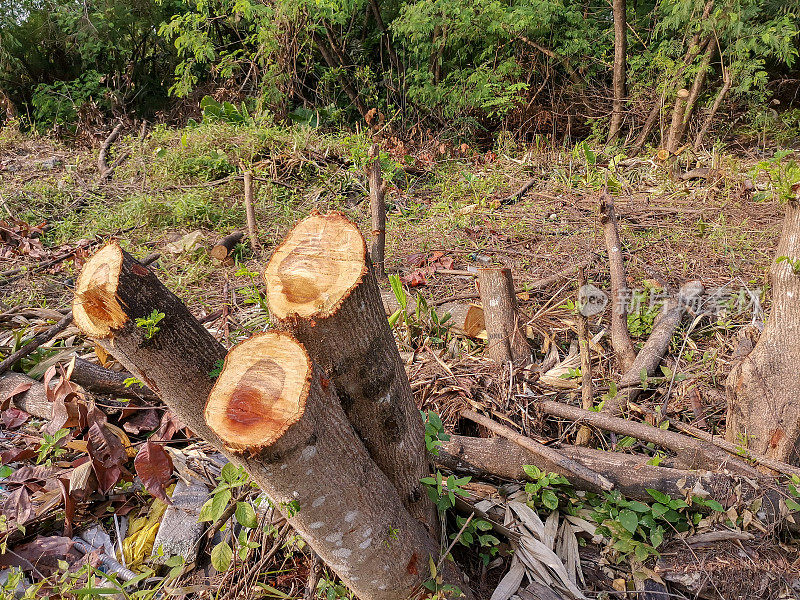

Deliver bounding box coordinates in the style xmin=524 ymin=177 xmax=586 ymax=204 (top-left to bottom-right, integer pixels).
xmin=0 ymin=0 xmax=798 ymax=146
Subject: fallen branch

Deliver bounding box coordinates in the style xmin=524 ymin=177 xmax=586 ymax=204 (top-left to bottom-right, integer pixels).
xmin=538 ymin=400 xmax=757 ymax=475
xmin=210 ymin=231 xmax=245 ymax=262
xmin=603 ymin=280 xmax=703 ymax=415
xmin=599 ymin=192 xmax=636 ymax=371
xmin=460 ymin=409 xmax=614 ymax=492
xmin=499 ymin=178 xmax=537 ymax=205
xmin=437 ymin=435 xmax=790 ymax=526
xmin=69 ymin=358 xmax=159 ymax=402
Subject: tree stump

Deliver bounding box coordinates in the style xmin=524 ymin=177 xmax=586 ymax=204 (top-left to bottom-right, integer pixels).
xmin=206 ymin=332 xmax=463 ymax=600
xmin=726 ymin=188 xmax=800 ymax=464
xmin=263 ymin=212 xmax=436 ymax=533
xmin=477 ymin=268 xmax=530 ymax=364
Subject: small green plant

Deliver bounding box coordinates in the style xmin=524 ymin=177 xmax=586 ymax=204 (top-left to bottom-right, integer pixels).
xmin=53 ymin=555 xmax=184 ymax=599
xmin=199 ymin=96 xmax=253 ymax=126
xmin=420 ymin=471 xmax=472 ymax=513
xmin=751 ymin=150 xmax=800 ymax=203
xmin=422 ymin=410 xmax=450 ymax=456
xmin=135 ymin=310 xmax=165 ymax=339
xmin=235 ymin=265 xmax=269 ymax=313
xmin=387 ymin=275 xmax=452 ymax=349
xmin=36 ymin=428 xmax=69 ymax=465
xmin=124 ymin=376 xmax=145 ymax=389
xmin=451 ymin=515 xmax=500 ymax=565
xmin=198 ymin=463 xmax=258 ymax=572
xmin=209 ymin=359 xmax=225 ymax=379
xmin=777 ymin=255 xmax=800 ymax=275
xmin=522 ymin=465 xmax=572 ymax=511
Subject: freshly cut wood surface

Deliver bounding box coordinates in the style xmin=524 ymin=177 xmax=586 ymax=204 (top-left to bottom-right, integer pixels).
xmin=205 ymin=332 xmax=311 ymax=452
xmin=72 ymin=243 xmax=127 ymax=338
xmin=264 ymin=212 xmax=367 ymax=319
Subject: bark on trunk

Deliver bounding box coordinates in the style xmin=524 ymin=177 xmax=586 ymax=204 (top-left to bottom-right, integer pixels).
xmin=72 ymin=242 xmax=227 ymax=446
xmin=367 ymin=145 xmax=387 ymax=278
xmin=210 ymin=231 xmax=245 ymax=262
xmin=665 ymin=89 xmax=690 ymax=153
xmin=607 ymin=0 xmax=627 ymax=142
xmin=263 ymin=212 xmax=437 ymax=533
xmin=575 ymin=266 xmax=594 ymax=445
xmin=673 ymin=37 xmax=716 ymax=149
xmin=206 ymin=332 xmax=471 ymax=600
xmin=599 ymin=193 xmax=637 ymax=371
xmin=438 ymin=436 xmax=787 ymax=524
xmin=69 ymin=358 xmax=159 ymax=402
xmin=0 ymin=372 xmax=52 ymax=420
xmin=72 ymin=242 xmax=471 ymax=599
xmin=478 ymin=268 xmax=531 ymax=365
xmin=726 ymin=190 xmax=800 ymax=464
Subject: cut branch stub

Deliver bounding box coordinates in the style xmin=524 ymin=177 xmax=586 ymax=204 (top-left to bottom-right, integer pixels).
xmin=264 ymin=212 xmax=436 ymax=534
xmin=478 ymin=267 xmax=531 ymax=365
xmin=206 ymin=332 xmax=471 ymax=600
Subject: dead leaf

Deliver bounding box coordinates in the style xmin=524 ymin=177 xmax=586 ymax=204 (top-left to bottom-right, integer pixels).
xmin=87 ymin=422 xmax=126 ymax=493
xmin=0 ymin=536 xmax=81 ymax=576
xmin=134 ymin=441 xmax=174 ymax=504
xmin=123 ymin=408 xmax=161 ymax=435
xmin=2 ymin=486 xmax=33 ymax=525
xmin=2 ymin=407 xmax=29 ymax=429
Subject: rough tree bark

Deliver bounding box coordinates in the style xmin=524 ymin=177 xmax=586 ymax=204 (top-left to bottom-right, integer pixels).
xmin=574 ymin=266 xmax=594 ymax=445
xmin=367 ymin=145 xmax=387 ymax=278
xmin=0 ymin=372 xmax=52 ymax=419
xmin=694 ymin=65 xmax=731 ymax=150
xmin=599 ymin=193 xmax=637 ymax=371
xmin=263 ymin=212 xmax=437 ymax=533
xmin=206 ymin=332 xmax=471 ymax=600
xmin=607 ymin=0 xmax=627 ymax=142
xmin=673 ymin=37 xmax=716 ymax=149
xmin=243 ymin=171 xmax=259 ymax=252
xmin=665 ymin=89 xmax=690 ymax=153
xmin=478 ymin=268 xmax=531 ymax=365
xmin=726 ymin=187 xmax=800 ymax=464
xmin=72 ymin=242 xmax=471 ymax=599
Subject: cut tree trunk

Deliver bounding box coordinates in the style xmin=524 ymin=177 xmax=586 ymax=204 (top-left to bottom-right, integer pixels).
xmin=665 ymin=89 xmax=690 ymax=153
xmin=726 ymin=189 xmax=800 ymax=464
xmin=607 ymin=0 xmax=627 ymax=142
xmin=72 ymin=242 xmax=471 ymax=599
xmin=693 ymin=66 xmax=731 ymax=150
xmin=367 ymin=145 xmax=387 ymax=278
xmin=263 ymin=212 xmax=436 ymax=533
xmin=672 ymin=37 xmax=716 ymax=150
xmin=206 ymin=332 xmax=471 ymax=600
xmin=478 ymin=268 xmax=531 ymax=365
xmin=599 ymin=193 xmax=636 ymax=371
xmin=72 ymin=242 xmax=227 ymax=445
xmin=210 ymin=231 xmax=245 ymax=262
xmin=438 ymin=435 xmax=789 ymax=525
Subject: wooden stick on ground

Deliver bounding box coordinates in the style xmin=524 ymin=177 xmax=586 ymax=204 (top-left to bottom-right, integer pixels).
xmin=243 ymin=171 xmax=259 ymax=252
xmin=538 ymin=400 xmax=758 ymax=475
xmin=602 ymin=280 xmax=704 ymax=415
xmin=367 ymin=145 xmax=387 ymax=278
xmin=0 ymin=311 xmax=74 ymax=376
xmin=210 ymin=231 xmax=245 ymax=262
xmin=478 ymin=268 xmax=531 ymax=365
xmin=574 ymin=266 xmax=593 ymax=445
xmin=264 ymin=212 xmax=436 ymax=533
xmin=599 ymin=192 xmax=637 ymax=372
xmin=460 ymin=409 xmax=614 ymax=492
xmin=69 ymin=358 xmax=159 ymax=402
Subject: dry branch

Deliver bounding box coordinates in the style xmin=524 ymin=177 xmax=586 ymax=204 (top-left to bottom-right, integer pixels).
xmin=69 ymin=358 xmax=159 ymax=402
xmin=437 ymin=435 xmax=790 ymax=526
xmin=0 ymin=311 xmax=74 ymax=376
xmin=603 ymin=280 xmax=704 ymax=415
xmin=599 ymin=193 xmax=636 ymax=371
xmin=264 ymin=212 xmax=436 ymax=532
xmin=460 ymin=409 xmax=614 ymax=492
xmin=574 ymin=266 xmax=593 ymax=445
xmin=538 ymin=400 xmax=757 ymax=475
xmin=243 ymin=171 xmax=259 ymax=252
xmin=478 ymin=268 xmax=531 ymax=364
xmin=367 ymin=145 xmax=387 ymax=278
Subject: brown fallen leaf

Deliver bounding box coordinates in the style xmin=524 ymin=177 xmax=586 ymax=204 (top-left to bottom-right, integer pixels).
xmin=134 ymin=441 xmax=174 ymax=504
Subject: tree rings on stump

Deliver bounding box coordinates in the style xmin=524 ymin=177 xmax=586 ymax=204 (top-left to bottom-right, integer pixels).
xmin=264 ymin=212 xmax=367 ymax=319
xmin=72 ymin=243 xmax=128 ymax=338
